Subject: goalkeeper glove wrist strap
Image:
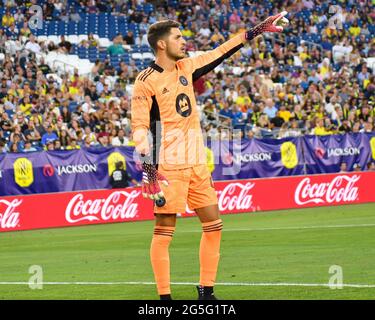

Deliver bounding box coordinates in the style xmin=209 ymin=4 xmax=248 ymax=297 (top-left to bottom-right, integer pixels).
xmin=245 ymin=24 xmax=267 ymax=41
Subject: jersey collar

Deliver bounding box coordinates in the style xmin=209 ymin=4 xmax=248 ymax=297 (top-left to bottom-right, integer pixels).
xmin=150 ymin=61 xmax=164 ymax=73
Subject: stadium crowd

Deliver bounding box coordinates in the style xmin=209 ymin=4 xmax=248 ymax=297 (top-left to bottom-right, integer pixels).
xmin=0 ymin=0 xmax=374 ymax=156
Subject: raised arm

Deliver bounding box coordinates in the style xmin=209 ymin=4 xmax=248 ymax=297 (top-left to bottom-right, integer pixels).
xmin=188 ymin=11 xmax=288 ymax=81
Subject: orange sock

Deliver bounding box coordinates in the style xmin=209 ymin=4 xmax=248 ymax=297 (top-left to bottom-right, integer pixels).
xmin=199 ymin=219 xmax=223 ymax=287
xmin=150 ymin=226 xmax=175 ymax=295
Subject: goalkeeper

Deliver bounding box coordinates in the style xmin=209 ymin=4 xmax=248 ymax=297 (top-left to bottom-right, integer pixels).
xmin=131 ymin=12 xmax=287 ymax=300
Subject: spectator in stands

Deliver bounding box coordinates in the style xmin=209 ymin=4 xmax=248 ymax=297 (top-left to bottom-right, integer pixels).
xmin=41 ymin=125 xmax=58 ymax=146
xmin=14 ymin=9 xmax=25 ymax=25
xmin=229 ymin=8 xmax=241 ymax=25
xmin=87 ymin=0 xmax=98 ymax=14
xmin=0 ymin=112 xmax=12 ymax=134
xmin=5 ymin=23 xmax=19 ymax=40
xmin=87 ymin=33 xmax=99 ymax=47
xmin=70 ymin=7 xmax=82 ymax=23
xmin=339 ymin=162 xmax=348 ymax=173
xmin=2 ymin=10 xmax=15 ymax=27
xmin=129 ymin=9 xmax=144 ymax=24
xmin=123 ymin=31 xmax=135 ymax=45
xmin=97 ymin=132 xmax=110 ymax=147
xmin=54 ymin=139 xmax=62 ymax=150
xmin=107 ymin=35 xmax=126 ymax=55
xmin=111 ymin=128 xmax=129 ymax=147
xmin=58 ymin=129 xmax=70 ymax=149
xmin=313 ymin=118 xmax=332 ymax=135
xmin=24 ymin=119 xmax=41 ymax=144
xmin=45 ymin=140 xmax=55 ymax=151
xmin=11 ymin=130 xmax=25 ymax=150
xmin=66 ymin=137 xmax=81 ymax=150
xmin=25 ymin=34 xmax=41 ymax=54
xmin=19 ymin=21 xmax=32 ymax=38
xmin=0 ymin=139 xmax=8 ymax=153
xmin=139 ymin=16 xmax=149 ymax=34
xmin=9 ymin=142 xmax=19 ymax=153
xmin=357 ymin=64 xmax=371 ymax=87
xmin=210 ymin=27 xmax=225 ymax=46
xmin=23 ymin=140 xmax=37 ymax=152
xmin=82 ymin=125 xmax=97 ymax=145
xmin=58 ymin=35 xmax=72 ymax=54
xmin=353 ymin=163 xmax=362 ymax=172
xmin=43 ymin=0 xmax=55 ymax=21
xmin=263 ymin=98 xmax=278 ymax=120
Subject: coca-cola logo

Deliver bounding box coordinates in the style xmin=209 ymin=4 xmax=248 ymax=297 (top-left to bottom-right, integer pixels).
xmin=0 ymin=199 xmax=22 ymax=229
xmin=295 ymin=175 xmax=360 ymax=205
xmin=185 ymin=182 xmax=256 ymax=214
xmin=217 ymin=182 xmax=255 ymax=211
xmin=65 ymin=191 xmax=141 ymax=224
xmin=43 ymin=164 xmax=55 ymax=177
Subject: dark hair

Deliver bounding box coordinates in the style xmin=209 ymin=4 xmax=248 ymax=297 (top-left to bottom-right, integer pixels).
xmin=147 ymin=20 xmax=181 ymax=52
xmin=115 ymin=161 xmax=123 ymax=170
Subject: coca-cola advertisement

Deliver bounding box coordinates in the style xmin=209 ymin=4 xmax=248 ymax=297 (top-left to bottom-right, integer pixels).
xmin=0 ymin=188 xmax=154 ymax=232
xmin=1 ymin=172 xmax=375 ymax=232
xmin=182 ymin=172 xmax=375 ymax=216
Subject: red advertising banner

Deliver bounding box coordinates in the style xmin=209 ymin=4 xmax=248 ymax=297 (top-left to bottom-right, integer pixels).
xmin=0 ymin=188 xmax=154 ymax=232
xmin=1 ymin=172 xmax=375 ymax=232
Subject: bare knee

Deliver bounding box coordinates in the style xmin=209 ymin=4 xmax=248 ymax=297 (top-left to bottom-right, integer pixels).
xmin=154 ymin=214 xmax=177 ymax=227
xmin=195 ymin=204 xmax=220 ymax=223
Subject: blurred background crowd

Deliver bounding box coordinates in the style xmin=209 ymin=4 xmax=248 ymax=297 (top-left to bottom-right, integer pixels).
xmin=0 ymin=0 xmax=374 ymax=155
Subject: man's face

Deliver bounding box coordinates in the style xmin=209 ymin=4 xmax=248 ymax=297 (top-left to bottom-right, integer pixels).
xmin=164 ymin=28 xmax=186 ymax=61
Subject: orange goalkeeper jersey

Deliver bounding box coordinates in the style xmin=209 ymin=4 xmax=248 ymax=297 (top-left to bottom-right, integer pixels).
xmin=131 ymin=33 xmax=246 ymax=170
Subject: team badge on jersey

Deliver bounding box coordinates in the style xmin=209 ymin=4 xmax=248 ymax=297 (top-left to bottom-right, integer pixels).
xmin=179 ymin=76 xmax=188 ymax=86
xmin=176 ymin=93 xmax=192 ymax=117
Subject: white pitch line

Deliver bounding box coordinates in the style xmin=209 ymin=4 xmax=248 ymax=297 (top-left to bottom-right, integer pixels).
xmin=0 ymin=282 xmax=375 ymax=288
xmin=181 ymin=223 xmax=375 ymax=233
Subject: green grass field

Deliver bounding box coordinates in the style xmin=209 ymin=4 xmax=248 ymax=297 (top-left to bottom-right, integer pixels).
xmin=1 ymin=203 xmax=375 ymax=300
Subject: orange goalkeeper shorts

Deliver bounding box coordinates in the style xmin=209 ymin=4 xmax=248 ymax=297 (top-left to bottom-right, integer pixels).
xmin=154 ymin=164 xmax=218 ymax=214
